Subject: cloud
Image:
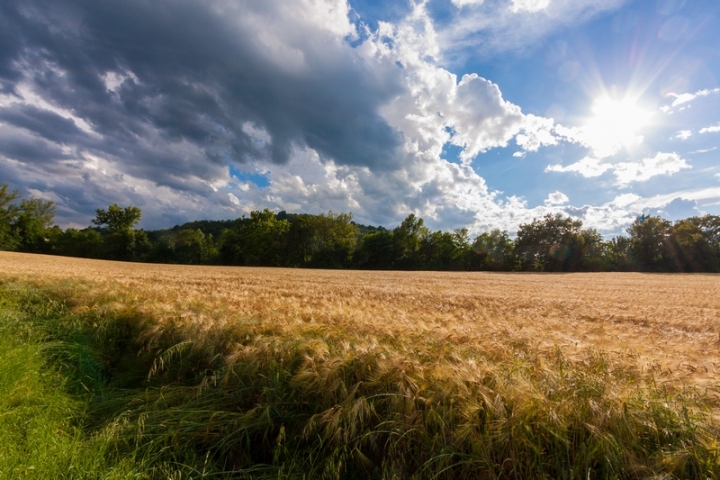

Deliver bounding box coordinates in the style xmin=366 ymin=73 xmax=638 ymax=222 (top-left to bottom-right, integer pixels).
xmin=666 ymin=88 xmax=720 ymax=108
xmin=545 ymin=156 xmax=611 ymax=177
xmin=0 ymin=0 xmax=569 ymax=234
xmin=439 ymin=0 xmax=628 ymax=56
xmin=700 ymin=124 xmax=720 ymax=134
xmin=544 ymin=191 xmax=569 ymax=206
xmin=510 ymin=0 xmax=552 ymax=14
xmin=674 ymin=130 xmax=692 ymax=140
xmin=613 ymin=152 xmax=690 ymax=187
xmin=691 ymin=147 xmax=717 ymax=154
xmin=0 ymin=0 xmax=708 ymax=241
xmin=547 ymin=152 xmax=691 ymax=187
xmin=0 ymin=0 xmax=404 ymax=174
xmin=364 ymin=4 xmax=560 ymax=165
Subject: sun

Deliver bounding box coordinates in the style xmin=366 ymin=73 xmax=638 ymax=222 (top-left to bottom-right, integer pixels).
xmin=581 ymin=96 xmax=653 ymax=158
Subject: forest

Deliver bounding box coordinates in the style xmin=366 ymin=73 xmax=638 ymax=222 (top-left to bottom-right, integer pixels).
xmin=2 ymin=184 xmax=719 ymax=272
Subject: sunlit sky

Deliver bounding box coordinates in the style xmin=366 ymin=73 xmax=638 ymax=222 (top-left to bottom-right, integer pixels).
xmin=1 ymin=0 xmax=719 ymax=235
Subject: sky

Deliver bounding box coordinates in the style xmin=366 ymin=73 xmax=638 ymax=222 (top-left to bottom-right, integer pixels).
xmin=1 ymin=0 xmax=719 ymax=236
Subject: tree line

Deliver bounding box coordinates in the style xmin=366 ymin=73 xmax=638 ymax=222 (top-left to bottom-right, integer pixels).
xmin=2 ymin=184 xmax=719 ymax=272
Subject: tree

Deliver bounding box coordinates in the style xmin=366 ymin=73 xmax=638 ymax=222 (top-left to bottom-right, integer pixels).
xmin=53 ymin=228 xmax=103 ymax=258
xmin=308 ymin=212 xmax=359 ymax=268
xmin=354 ymin=229 xmax=399 ymax=269
xmin=392 ymin=214 xmax=428 ymax=269
xmin=92 ymin=204 xmax=142 ymax=233
xmin=0 ymin=185 xmax=20 ymax=250
xmin=470 ymin=229 xmax=516 ymax=271
xmin=515 ymin=214 xmax=598 ymax=271
xmin=174 ymin=229 xmax=213 ymax=264
xmin=218 ymin=209 xmax=290 ymax=266
xmin=605 ymin=236 xmax=632 ymax=271
xmin=627 ymin=215 xmax=672 ymax=271
xmin=0 ymin=185 xmax=56 ymax=252
xmin=665 ymin=216 xmax=720 ymax=272
xmin=92 ymin=204 xmax=143 ymax=261
xmin=14 ymin=198 xmax=57 ymax=253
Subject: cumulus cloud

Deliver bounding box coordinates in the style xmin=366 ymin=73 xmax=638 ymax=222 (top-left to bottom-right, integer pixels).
xmin=0 ymin=0 xmax=708 ymax=239
xmin=666 ymin=88 xmax=720 ymax=108
xmin=545 ymin=156 xmax=611 ymax=177
xmin=547 ymin=152 xmax=690 ymax=187
xmin=544 ymin=191 xmax=569 ymax=206
xmin=613 ymin=152 xmax=690 ymax=187
xmin=700 ymin=124 xmax=720 ymax=134
xmin=510 ymin=0 xmax=552 ymax=14
xmin=674 ymin=130 xmax=692 ymax=140
xmin=0 ymin=0 xmax=571 ymax=233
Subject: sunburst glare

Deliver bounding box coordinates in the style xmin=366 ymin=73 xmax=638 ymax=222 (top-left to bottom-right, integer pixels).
xmin=579 ymin=96 xmax=653 ymax=158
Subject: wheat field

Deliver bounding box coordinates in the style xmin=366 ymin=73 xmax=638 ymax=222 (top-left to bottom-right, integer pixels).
xmin=2 ymin=251 xmax=718 ymax=400
xmin=2 ymin=251 xmax=720 ymax=477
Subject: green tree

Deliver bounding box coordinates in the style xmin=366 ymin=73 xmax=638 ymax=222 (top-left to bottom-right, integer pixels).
xmin=174 ymin=229 xmax=213 ymax=265
xmin=665 ymin=216 xmax=720 ymax=272
xmin=392 ymin=214 xmax=428 ymax=269
xmin=470 ymin=229 xmax=516 ymax=271
xmin=0 ymin=185 xmax=56 ymax=252
xmin=53 ymin=228 xmax=103 ymax=258
xmin=307 ymin=212 xmax=359 ymax=268
xmin=419 ymin=229 xmax=472 ymax=270
xmin=515 ymin=214 xmax=600 ymax=271
xmin=605 ymin=236 xmax=632 ymax=271
xmin=354 ymin=229 xmax=399 ymax=269
xmin=627 ymin=215 xmax=672 ymax=271
xmin=92 ymin=204 xmax=143 ymax=261
xmin=219 ymin=210 xmax=290 ymax=266
xmin=92 ymin=204 xmax=142 ymax=233
xmin=0 ymin=185 xmax=20 ymax=249
xmin=14 ymin=198 xmax=57 ymax=253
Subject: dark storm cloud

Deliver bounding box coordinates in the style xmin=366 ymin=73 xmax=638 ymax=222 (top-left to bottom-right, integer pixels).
xmin=0 ymin=104 xmax=86 ymax=144
xmin=0 ymin=0 xmax=404 ymax=188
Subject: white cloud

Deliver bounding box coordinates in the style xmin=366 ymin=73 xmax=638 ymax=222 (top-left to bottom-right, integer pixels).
xmin=613 ymin=152 xmax=690 ymax=187
xmin=691 ymin=147 xmax=717 ymax=154
xmin=5 ymin=0 xmax=714 ymax=242
xmin=544 ymin=190 xmax=569 ymax=205
xmin=510 ymin=0 xmax=552 ymax=13
xmin=369 ymin=5 xmax=560 ymax=166
xmin=547 ymin=152 xmax=691 ymax=187
xmin=545 ymin=156 xmax=611 ymax=177
xmin=700 ymin=124 xmax=720 ymax=134
xmin=227 ymin=193 xmax=241 ymax=207
xmin=666 ymin=88 xmax=720 ymax=108
xmin=674 ymin=130 xmax=692 ymax=140
xmin=451 ymin=0 xmax=486 ymax=6
xmin=439 ymin=0 xmax=628 ymax=55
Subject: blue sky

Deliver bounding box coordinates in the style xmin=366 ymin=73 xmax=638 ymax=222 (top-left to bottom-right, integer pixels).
xmin=1 ymin=0 xmax=719 ymax=236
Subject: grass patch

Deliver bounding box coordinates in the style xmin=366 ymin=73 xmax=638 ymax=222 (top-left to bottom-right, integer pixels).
xmin=0 ymin=277 xmax=718 ymax=479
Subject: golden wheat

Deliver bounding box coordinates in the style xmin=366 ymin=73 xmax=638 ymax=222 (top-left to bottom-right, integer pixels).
xmin=2 ymin=251 xmax=718 ymax=414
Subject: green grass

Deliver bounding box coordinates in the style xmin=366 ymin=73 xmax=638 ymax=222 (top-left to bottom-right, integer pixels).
xmin=0 ymin=278 xmax=718 ymax=479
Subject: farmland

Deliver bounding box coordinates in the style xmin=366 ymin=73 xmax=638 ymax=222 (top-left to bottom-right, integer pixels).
xmin=1 ymin=251 xmax=719 ymax=478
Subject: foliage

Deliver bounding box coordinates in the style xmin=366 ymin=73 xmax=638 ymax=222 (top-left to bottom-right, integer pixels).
xmin=3 ymin=183 xmax=720 ymax=273
xmin=0 ymin=185 xmax=56 ymax=252
xmin=627 ymin=215 xmax=673 ymax=271
xmin=470 ymin=229 xmax=516 ymax=271
xmin=515 ymin=214 xmax=602 ymax=271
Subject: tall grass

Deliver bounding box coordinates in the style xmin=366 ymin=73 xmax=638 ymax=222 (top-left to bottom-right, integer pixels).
xmin=0 ymin=277 xmax=718 ymax=479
